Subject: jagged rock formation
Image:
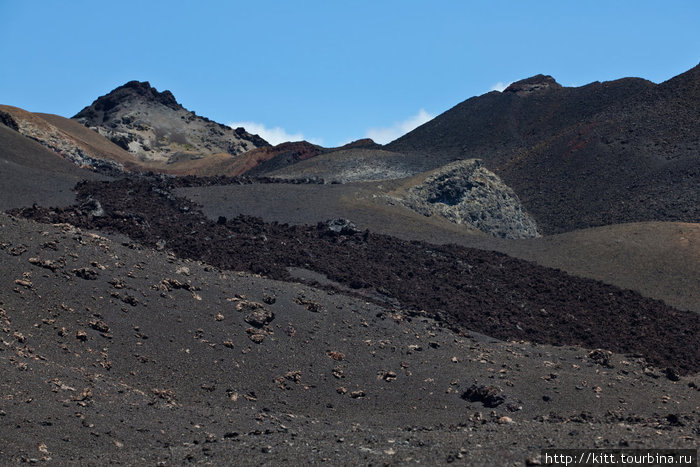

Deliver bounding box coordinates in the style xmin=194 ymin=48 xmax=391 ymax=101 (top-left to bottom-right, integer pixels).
xmin=397 ymin=160 xmax=539 ymax=239
xmin=73 ymin=81 xmax=269 ymax=164
xmin=0 ymin=109 xmax=19 ymax=131
xmin=503 ymin=74 xmax=562 ymax=95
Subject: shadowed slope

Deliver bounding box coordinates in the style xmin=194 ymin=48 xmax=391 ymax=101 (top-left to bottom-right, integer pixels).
xmin=0 ymin=123 xmax=108 ymax=210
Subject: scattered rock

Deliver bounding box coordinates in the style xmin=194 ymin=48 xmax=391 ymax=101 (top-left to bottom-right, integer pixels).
xmin=332 ymin=366 xmax=345 ymax=379
xmin=244 ymin=308 xmax=275 ymax=328
xmin=319 ymin=218 xmax=359 ymax=235
xmin=294 ymin=296 xmax=323 ymax=312
xmin=665 ymin=367 xmax=681 ymax=381
xmin=274 ymin=371 xmax=302 ymax=390
xmin=378 ymin=370 xmax=397 ymax=382
xmin=88 ymin=319 xmax=110 ymax=333
xmin=14 ymin=279 xmax=32 ymax=288
xmin=73 ymin=268 xmax=98 ymax=280
xmin=151 ymin=388 xmax=177 ymax=407
xmin=588 ymin=349 xmax=614 ymax=368
xmin=462 ymin=385 xmax=505 ymax=408
xmin=326 ymin=350 xmax=345 ymax=361
xmin=246 ymin=328 xmax=266 ymax=344
xmin=263 ymin=294 xmax=276 ymax=304
xmin=28 ymin=257 xmax=61 ymax=271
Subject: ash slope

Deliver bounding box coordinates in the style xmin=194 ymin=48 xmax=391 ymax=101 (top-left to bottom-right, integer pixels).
xmin=73 ymin=81 xmax=269 ymax=164
xmin=387 ymin=65 xmax=700 ymax=234
xmin=13 ymin=177 xmax=699 ymax=375
xmin=0 ymin=123 xmax=109 ymax=210
xmin=176 ymin=180 xmax=699 ymax=312
xmin=0 ymin=105 xmax=131 ymax=175
xmin=1 ymin=213 xmax=698 ymax=465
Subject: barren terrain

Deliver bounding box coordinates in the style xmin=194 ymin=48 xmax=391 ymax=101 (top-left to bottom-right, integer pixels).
xmin=1 ymin=65 xmax=698 ymax=465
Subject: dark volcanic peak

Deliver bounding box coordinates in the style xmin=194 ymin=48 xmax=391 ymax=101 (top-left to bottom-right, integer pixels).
xmin=74 ymin=80 xmax=181 ymax=122
xmin=503 ymin=74 xmax=562 ymax=94
xmin=336 ymin=138 xmax=383 ymax=150
xmin=387 ymin=64 xmax=700 ymax=234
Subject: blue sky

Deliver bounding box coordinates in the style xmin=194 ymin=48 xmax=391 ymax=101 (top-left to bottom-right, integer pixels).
xmin=1 ymin=1 xmax=698 ymax=146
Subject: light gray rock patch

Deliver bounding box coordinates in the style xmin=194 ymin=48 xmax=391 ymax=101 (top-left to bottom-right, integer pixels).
xmin=398 ymin=159 xmax=539 ymax=239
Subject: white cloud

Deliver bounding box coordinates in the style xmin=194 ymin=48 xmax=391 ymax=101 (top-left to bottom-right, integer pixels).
xmin=489 ymin=81 xmax=512 ymax=92
xmin=228 ymin=121 xmax=320 ymax=146
xmin=365 ymin=109 xmax=434 ymax=145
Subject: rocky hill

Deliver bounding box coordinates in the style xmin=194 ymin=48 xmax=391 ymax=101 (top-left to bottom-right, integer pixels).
xmin=73 ymin=81 xmax=269 ymax=164
xmin=387 ymin=64 xmax=700 ymax=234
xmin=394 ymin=159 xmax=539 ymax=239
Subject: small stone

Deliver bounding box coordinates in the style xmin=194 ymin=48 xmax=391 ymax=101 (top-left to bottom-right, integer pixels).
xmin=326 ymin=350 xmax=345 ymax=361
xmin=244 ymin=308 xmax=274 ymax=328
xmin=462 ymin=384 xmax=505 ymax=408
xmin=76 ymin=330 xmax=88 ymax=341
xmin=88 ymin=319 xmax=109 ymax=333
xmin=73 ymin=268 xmax=98 ymax=280
xmin=665 ymin=367 xmax=680 ymax=381
xmin=248 ymin=333 xmax=265 ymax=344
xmin=497 ymin=416 xmax=514 ymax=424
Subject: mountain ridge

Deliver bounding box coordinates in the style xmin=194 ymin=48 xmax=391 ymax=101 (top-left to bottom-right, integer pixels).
xmin=385 ymin=64 xmax=700 ymax=233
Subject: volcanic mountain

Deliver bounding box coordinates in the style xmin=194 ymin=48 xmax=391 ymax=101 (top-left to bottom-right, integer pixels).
xmin=1 ymin=66 xmax=699 ymax=465
xmin=72 ymin=80 xmax=269 ymax=165
xmin=384 ymin=65 xmax=700 ymax=234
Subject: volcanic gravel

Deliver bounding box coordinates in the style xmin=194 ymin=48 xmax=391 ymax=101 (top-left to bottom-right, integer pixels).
xmin=12 ymin=176 xmax=700 ymax=374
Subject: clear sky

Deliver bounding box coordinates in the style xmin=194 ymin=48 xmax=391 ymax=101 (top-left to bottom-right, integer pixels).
xmin=1 ymin=1 xmax=698 ymax=146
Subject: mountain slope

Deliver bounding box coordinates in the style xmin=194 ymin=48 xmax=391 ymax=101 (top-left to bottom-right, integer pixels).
xmin=0 ymin=122 xmax=108 ymax=210
xmin=387 ymin=65 xmax=700 ymax=234
xmin=2 ymin=211 xmax=697 ymax=464
xmin=0 ymin=105 xmax=131 ymax=174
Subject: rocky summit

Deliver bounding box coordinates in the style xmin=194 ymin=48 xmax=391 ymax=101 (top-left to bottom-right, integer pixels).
xmin=73 ymin=81 xmax=269 ymax=164
xmin=503 ymin=74 xmax=562 ymax=95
